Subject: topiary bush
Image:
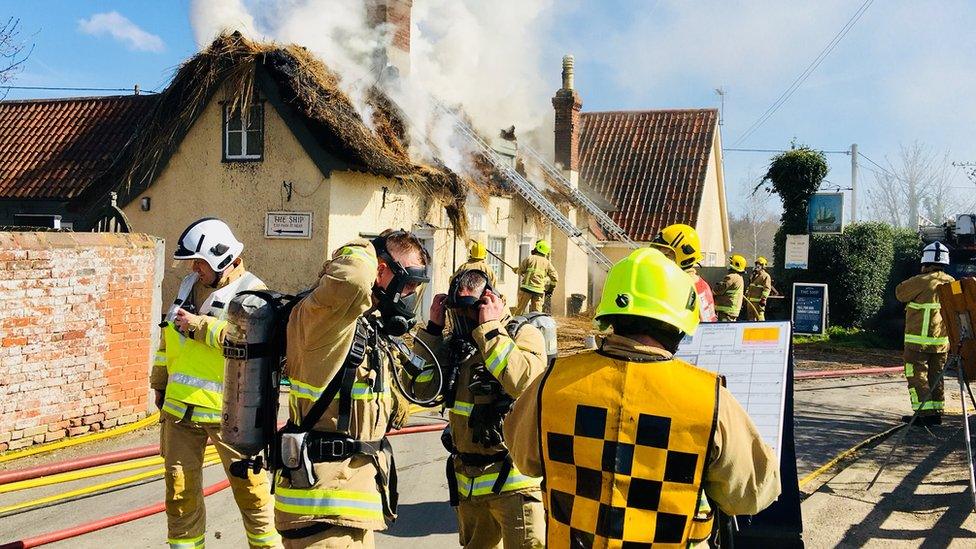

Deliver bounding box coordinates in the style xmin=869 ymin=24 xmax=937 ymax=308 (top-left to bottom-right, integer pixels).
xmin=806 ymin=222 xmax=895 ymax=328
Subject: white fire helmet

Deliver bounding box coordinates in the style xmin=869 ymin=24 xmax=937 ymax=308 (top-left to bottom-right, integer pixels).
xmin=921 ymin=241 xmax=950 ymax=266
xmin=173 ymin=218 xmax=244 ymax=272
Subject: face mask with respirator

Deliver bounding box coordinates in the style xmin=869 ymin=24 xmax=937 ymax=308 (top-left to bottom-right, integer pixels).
xmin=371 ymin=233 xmax=430 ymax=337
xmin=446 ymin=269 xmax=495 ymax=336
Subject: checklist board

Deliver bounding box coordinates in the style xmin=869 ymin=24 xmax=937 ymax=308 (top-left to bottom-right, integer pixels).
xmin=676 ymin=321 xmax=792 ymax=460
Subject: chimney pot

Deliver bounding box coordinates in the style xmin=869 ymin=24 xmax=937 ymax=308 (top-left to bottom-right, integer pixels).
xmin=562 ymin=55 xmax=575 ymax=90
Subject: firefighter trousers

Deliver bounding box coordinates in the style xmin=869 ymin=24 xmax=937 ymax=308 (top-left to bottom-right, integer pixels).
xmin=160 ymin=413 xmax=281 ymax=548
xmin=903 ymin=349 xmax=946 ymax=416
xmin=456 ymin=491 xmax=546 ymax=549
xmin=745 ymin=303 xmax=766 ymax=321
xmin=717 ymin=311 xmax=738 ymax=322
xmin=516 ymin=290 xmax=544 ymax=315
xmin=281 ymin=525 xmax=373 ymax=548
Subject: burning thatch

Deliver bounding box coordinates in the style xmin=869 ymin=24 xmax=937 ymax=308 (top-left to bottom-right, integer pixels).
xmin=90 ymin=32 xmax=470 ymax=233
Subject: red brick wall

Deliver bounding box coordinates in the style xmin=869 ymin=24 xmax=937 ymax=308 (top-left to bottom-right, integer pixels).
xmin=0 ymin=232 xmax=163 ymax=452
xmin=366 ymin=0 xmax=412 ymax=52
xmin=553 ymin=88 xmax=582 ymax=172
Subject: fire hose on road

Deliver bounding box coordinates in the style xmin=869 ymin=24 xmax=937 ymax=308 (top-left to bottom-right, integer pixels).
xmin=0 ymin=422 xmax=448 ymax=549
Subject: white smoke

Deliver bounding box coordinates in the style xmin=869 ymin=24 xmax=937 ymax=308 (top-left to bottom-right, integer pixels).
xmin=188 ymin=0 xmax=556 ymax=175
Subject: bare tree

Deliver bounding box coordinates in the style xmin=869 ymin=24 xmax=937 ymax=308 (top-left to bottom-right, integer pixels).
xmin=730 ymin=186 xmax=777 ymax=262
xmin=0 ymin=18 xmax=33 ymax=98
xmin=867 ymin=142 xmax=958 ymax=228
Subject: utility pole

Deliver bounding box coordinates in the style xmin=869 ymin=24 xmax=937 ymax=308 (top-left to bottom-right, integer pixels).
xmin=850 ymin=143 xmax=858 ymax=223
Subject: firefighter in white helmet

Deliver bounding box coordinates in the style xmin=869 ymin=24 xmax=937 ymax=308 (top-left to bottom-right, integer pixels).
xmin=895 ymin=241 xmax=954 ymax=426
xmin=150 ymin=218 xmax=280 ymax=548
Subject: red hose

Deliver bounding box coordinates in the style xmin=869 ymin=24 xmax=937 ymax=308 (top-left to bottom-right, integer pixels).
xmin=795 ymin=366 xmax=902 ymax=379
xmin=0 ymin=421 xmax=447 ymax=547
xmin=0 ymin=444 xmax=159 ymax=486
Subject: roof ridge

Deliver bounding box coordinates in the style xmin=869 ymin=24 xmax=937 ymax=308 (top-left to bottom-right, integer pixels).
xmin=582 ymin=108 xmax=718 ymax=115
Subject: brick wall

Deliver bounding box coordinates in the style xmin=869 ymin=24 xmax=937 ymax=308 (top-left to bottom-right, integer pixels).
xmin=552 ymin=88 xmax=582 ymax=172
xmin=0 ymin=231 xmax=163 ymax=452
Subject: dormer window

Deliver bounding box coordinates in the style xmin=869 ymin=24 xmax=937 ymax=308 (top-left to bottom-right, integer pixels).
xmin=223 ymin=103 xmax=264 ymax=161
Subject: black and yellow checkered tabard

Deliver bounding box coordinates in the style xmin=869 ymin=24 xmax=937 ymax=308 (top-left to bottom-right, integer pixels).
xmin=538 ymin=351 xmax=720 ymax=548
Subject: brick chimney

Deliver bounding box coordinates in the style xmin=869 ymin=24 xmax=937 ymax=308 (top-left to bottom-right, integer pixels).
xmin=366 ymin=0 xmax=412 ymax=77
xmin=552 ymin=54 xmax=582 ymax=174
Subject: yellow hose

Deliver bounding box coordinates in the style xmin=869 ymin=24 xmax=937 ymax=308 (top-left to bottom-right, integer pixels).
xmin=0 ymin=455 xmax=223 ymax=515
xmin=0 ymin=447 xmax=219 ymax=494
xmin=0 ymin=413 xmax=161 ymax=464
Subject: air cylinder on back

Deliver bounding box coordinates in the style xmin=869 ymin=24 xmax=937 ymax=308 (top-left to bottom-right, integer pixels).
xmin=221 ymin=291 xmax=281 ymax=456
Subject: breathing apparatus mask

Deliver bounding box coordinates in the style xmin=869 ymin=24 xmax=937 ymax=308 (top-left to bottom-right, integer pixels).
xmin=371 ymin=232 xmax=430 ymax=337
xmin=446 ymin=269 xmax=494 ymax=336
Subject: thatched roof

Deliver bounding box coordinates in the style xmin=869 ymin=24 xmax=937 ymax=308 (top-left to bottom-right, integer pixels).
xmin=79 ymin=32 xmax=468 ymax=233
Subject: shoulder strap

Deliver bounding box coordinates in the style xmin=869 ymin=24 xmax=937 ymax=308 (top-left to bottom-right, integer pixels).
xmin=298 ymin=317 xmax=370 ymax=431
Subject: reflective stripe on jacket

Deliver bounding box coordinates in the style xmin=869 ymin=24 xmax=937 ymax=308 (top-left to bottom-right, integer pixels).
xmin=714 ymin=272 xmax=744 ymax=316
xmin=896 ymin=269 xmax=955 ymax=353
xmin=518 ymin=254 xmax=558 ymax=294
xmin=746 ymin=269 xmax=772 ymax=303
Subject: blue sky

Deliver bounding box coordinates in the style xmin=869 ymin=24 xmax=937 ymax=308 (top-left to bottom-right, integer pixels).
xmin=3 ymin=0 xmax=974 ymax=221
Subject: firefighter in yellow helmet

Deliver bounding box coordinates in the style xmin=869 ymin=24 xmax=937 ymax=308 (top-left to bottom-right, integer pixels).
xmin=745 ymin=256 xmax=774 ymax=321
xmin=714 ymin=254 xmax=747 ymax=322
xmin=516 ymin=239 xmax=558 ymax=314
xmin=276 ymin=229 xmax=429 ymax=547
xmin=503 ymin=248 xmax=780 ymax=547
xmin=453 ymin=239 xmax=498 ymax=286
xmin=414 ymin=268 xmax=548 ymax=548
xmin=151 ymin=218 xmax=281 ymax=549
xmin=895 ymin=241 xmax=954 ymax=426
xmin=651 ymin=224 xmax=717 ymax=322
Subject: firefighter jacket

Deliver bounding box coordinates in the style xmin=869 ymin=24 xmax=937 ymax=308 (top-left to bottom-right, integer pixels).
xmin=746 ymin=269 xmax=773 ymax=305
xmin=277 ymin=239 xmax=400 ymax=533
xmin=151 ymin=261 xmax=264 ymax=423
xmin=690 ymin=271 xmax=717 ymax=322
xmin=714 ymin=272 xmax=744 ymax=318
xmin=414 ymin=314 xmax=548 ymax=502
xmin=896 ymin=269 xmax=955 ymax=353
xmin=504 ymin=335 xmax=781 ymax=548
xmin=452 ymin=259 xmax=498 ymax=286
xmin=518 ymin=254 xmax=558 ymax=294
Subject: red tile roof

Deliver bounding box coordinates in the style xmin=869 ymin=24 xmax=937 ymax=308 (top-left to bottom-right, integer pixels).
xmin=0 ymin=95 xmax=158 ymax=200
xmin=578 ymin=108 xmax=718 ymax=242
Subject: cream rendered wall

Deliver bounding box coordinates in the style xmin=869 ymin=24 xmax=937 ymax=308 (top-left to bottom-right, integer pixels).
xmin=122 ymin=84 xmax=335 ymax=300
xmin=694 ymin=131 xmax=731 ymax=266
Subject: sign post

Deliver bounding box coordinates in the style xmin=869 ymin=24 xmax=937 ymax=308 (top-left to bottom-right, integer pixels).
xmin=792 ymin=283 xmax=828 ymax=336
xmin=785 ymin=234 xmax=809 ymax=270
xmin=264 ymin=211 xmax=313 ymax=239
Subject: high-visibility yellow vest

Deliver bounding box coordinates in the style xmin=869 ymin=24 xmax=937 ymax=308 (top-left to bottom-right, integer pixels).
xmin=162 ymin=271 xmax=261 ymax=421
xmin=539 ymin=351 xmax=719 ymax=547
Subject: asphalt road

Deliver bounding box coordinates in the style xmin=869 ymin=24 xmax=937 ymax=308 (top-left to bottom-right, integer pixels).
xmin=1 ymin=372 xmax=974 ymax=548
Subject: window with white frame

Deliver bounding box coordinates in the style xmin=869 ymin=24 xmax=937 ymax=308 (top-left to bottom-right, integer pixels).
xmin=223 ymin=103 xmax=264 ymax=161
xmin=487 ymin=237 xmax=506 ymax=282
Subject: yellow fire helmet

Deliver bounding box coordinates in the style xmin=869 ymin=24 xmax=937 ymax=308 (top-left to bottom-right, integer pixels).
xmin=651 ymin=223 xmax=704 ymax=270
xmin=755 ymin=256 xmax=768 ymax=267
xmin=535 ymin=239 xmax=552 ymax=256
xmin=728 ymin=254 xmax=747 ymax=272
xmin=468 ymin=239 xmax=487 ymax=260
xmin=594 ymin=247 xmax=700 ymax=336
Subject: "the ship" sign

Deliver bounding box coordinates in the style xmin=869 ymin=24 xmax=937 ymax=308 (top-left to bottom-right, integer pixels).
xmin=264 ymin=211 xmax=313 ymax=239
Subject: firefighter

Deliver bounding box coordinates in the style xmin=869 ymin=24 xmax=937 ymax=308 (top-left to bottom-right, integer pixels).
xmin=503 ymin=248 xmax=780 ymax=547
xmin=453 ymin=239 xmax=498 ymax=286
xmin=651 ymin=223 xmax=717 ymax=322
xmin=516 ymin=239 xmax=558 ymax=314
xmin=895 ymin=241 xmax=954 ymax=426
xmin=415 ymin=268 xmax=547 ymax=548
xmin=151 ymin=218 xmax=280 ymax=549
xmin=275 ymin=229 xmax=427 ymax=548
xmin=745 ymin=257 xmax=774 ymax=321
xmin=714 ymin=254 xmax=746 ymax=322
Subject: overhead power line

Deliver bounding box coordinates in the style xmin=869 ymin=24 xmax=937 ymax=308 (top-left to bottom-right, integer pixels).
xmin=0 ymin=85 xmax=157 ymax=94
xmin=857 ymin=151 xmax=894 ymax=178
xmin=724 ymin=147 xmax=850 ymax=155
xmin=732 ymin=0 xmax=875 ymax=146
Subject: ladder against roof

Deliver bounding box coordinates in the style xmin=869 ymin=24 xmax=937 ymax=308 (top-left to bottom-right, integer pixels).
xmin=519 ymin=143 xmax=639 ymax=250
xmin=434 ymin=104 xmax=613 ymax=271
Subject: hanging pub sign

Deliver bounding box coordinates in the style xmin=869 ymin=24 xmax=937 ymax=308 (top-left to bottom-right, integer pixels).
xmin=808 ymin=193 xmax=844 ymax=234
